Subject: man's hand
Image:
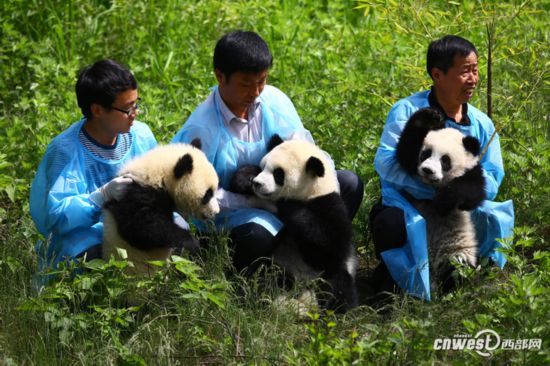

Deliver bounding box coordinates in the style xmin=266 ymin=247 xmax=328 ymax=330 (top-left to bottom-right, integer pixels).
xmin=90 ymin=174 xmax=136 ymax=207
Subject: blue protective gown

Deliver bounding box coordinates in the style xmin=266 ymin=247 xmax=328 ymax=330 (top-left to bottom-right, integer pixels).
xmin=374 ymin=90 xmax=514 ymax=300
xmin=171 ymin=85 xmax=310 ymax=235
xmin=30 ymin=118 xmax=157 ymax=270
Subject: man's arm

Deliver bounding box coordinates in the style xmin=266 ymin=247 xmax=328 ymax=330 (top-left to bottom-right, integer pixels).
xmin=30 ymin=146 xmax=103 ymax=238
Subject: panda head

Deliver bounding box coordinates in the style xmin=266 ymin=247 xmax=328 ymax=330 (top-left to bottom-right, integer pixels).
xmin=418 ymin=128 xmax=481 ymax=186
xmin=252 ymin=135 xmax=339 ymax=201
xmin=163 ymin=139 xmax=220 ymax=220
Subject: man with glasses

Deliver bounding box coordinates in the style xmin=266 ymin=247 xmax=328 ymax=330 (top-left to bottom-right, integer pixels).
xmin=30 ymin=59 xmax=157 ymax=274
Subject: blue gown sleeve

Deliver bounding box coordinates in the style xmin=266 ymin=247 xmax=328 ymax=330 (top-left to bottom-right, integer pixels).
xmin=30 ymin=143 xmax=101 ymax=239
xmin=476 ymin=117 xmax=504 ymax=200
xmin=374 ymin=100 xmax=435 ymax=199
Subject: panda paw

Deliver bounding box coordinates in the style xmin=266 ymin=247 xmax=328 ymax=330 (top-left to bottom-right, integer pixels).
xmin=450 ymin=253 xmax=477 ymax=268
xmin=450 ymin=254 xmax=467 ymax=265
xmin=229 ymin=165 xmax=262 ymax=194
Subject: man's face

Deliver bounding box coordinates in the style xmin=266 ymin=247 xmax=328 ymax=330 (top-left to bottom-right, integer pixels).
xmin=216 ymin=70 xmax=267 ymax=117
xmin=433 ymin=52 xmax=478 ymax=105
xmin=95 ymin=88 xmax=139 ymax=135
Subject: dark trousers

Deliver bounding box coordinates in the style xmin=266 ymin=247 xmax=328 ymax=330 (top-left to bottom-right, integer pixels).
xmin=368 ymin=201 xmax=407 ymax=292
xmin=369 ymin=200 xmax=465 ymax=294
xmin=230 ymin=169 xmax=364 ymax=272
xmin=77 ymin=244 xmax=103 ymax=261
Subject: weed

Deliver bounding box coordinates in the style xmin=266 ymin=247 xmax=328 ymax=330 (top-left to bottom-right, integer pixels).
xmin=0 ymin=0 xmax=548 ymax=364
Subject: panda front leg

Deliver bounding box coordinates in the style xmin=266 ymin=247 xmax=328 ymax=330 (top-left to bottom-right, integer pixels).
xmin=104 ymin=183 xmax=198 ymax=252
xmin=433 ymin=186 xmax=460 ymax=216
xmin=116 ymin=206 xmax=197 ymax=252
xmin=277 ymin=200 xmax=332 ymax=248
xmin=434 ymin=166 xmax=486 ymax=216
xmin=319 ymin=267 xmax=358 ymax=313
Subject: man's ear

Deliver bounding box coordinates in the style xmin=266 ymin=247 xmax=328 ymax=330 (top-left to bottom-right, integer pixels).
xmin=214 ymin=69 xmax=225 ymax=85
xmin=90 ymin=103 xmax=104 ymax=119
xmin=431 ymin=67 xmax=443 ymax=82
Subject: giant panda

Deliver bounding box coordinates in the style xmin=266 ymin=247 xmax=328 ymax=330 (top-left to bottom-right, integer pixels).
xmin=231 ymin=135 xmax=358 ymax=312
xmin=396 ymin=108 xmax=486 ymax=292
xmin=102 ymin=139 xmax=220 ymax=276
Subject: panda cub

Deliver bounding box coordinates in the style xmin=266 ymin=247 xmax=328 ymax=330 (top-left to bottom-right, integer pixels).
xmin=102 ymin=139 xmax=220 ymax=276
xmin=396 ymin=108 xmax=486 ymax=291
xmin=231 ymin=135 xmax=358 ymax=312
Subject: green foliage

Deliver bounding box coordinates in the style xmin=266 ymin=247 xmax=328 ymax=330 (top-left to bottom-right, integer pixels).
xmin=18 ymin=256 xmax=227 ymax=363
xmin=0 ymin=0 xmax=548 ymax=364
xmin=285 ymin=228 xmax=550 ymax=364
xmin=286 ymin=311 xmax=412 ymax=364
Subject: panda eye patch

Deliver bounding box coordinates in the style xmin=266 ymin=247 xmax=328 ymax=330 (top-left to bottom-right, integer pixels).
xmin=441 ymin=155 xmax=452 ymax=172
xmin=201 ymin=188 xmax=213 ymax=205
xmin=273 ymin=168 xmax=285 ymax=186
xmin=419 ymin=149 xmax=432 ymax=162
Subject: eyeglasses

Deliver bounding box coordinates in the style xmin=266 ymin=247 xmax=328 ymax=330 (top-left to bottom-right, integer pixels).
xmin=110 ymin=98 xmax=141 ymax=116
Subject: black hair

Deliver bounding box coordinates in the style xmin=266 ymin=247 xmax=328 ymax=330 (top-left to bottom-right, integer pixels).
xmin=213 ymin=30 xmax=273 ymax=79
xmin=426 ymin=35 xmax=478 ymax=79
xmin=75 ymin=59 xmax=137 ymax=119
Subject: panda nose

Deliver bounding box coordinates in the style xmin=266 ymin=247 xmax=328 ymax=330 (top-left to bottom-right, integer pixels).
xmin=253 ymin=181 xmax=262 ymax=190
xmin=422 ymin=167 xmax=433 ymax=176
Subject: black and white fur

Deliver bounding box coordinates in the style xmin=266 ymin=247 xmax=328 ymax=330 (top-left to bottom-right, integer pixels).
xmin=231 ymin=135 xmax=358 ymax=312
xmin=396 ymin=108 xmax=485 ymax=291
xmin=102 ymin=139 xmax=220 ymax=276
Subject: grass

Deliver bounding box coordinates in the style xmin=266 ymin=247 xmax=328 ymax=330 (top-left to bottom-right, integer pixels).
xmin=0 ymin=0 xmax=549 ymax=364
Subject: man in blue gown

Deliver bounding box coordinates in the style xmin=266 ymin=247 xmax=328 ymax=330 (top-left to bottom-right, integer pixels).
xmin=30 ymin=60 xmax=157 ymax=274
xmin=172 ymin=31 xmax=364 ymax=273
xmin=370 ymin=35 xmax=514 ymax=300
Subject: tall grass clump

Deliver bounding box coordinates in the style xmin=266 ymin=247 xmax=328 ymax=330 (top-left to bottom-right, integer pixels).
xmin=0 ymin=0 xmax=548 ymax=364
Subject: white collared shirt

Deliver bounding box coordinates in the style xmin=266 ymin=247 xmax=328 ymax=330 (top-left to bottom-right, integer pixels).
xmin=216 ymin=89 xmax=262 ymax=142
xmin=212 ymin=87 xmax=336 ymax=211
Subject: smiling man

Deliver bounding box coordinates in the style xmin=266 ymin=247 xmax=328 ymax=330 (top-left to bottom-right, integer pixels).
xmin=30 ymin=59 xmax=157 ymax=273
xmin=369 ymin=35 xmax=514 ymax=300
xmin=172 ymin=30 xmax=364 ymax=273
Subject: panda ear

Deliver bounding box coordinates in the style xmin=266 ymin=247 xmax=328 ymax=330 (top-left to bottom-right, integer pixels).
xmin=410 ymin=108 xmax=445 ymax=130
xmin=190 ymin=138 xmax=202 ymax=150
xmin=174 ymin=154 xmax=193 ymax=179
xmin=463 ymin=136 xmax=481 ymax=156
xmin=267 ymin=134 xmax=284 ymax=152
xmin=305 ymin=156 xmax=325 ymax=178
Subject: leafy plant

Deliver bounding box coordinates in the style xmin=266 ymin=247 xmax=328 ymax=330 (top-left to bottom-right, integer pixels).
xmin=0 ymin=0 xmax=548 ymax=364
